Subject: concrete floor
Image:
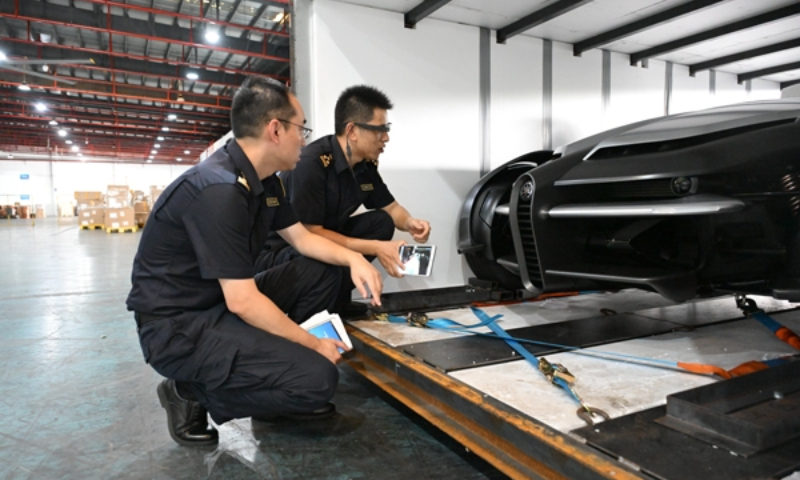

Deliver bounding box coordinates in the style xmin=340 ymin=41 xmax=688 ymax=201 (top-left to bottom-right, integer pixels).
xmin=0 ymin=218 xmax=507 ymax=480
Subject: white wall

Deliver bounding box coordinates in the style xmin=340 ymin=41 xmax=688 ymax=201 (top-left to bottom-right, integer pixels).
xmin=489 ymin=35 xmax=543 ymax=170
xmin=0 ymin=160 xmax=189 ymax=215
xmin=295 ymin=0 xmax=783 ymax=292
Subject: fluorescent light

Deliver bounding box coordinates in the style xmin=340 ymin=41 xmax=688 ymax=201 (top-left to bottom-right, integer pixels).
xmin=71 ymin=145 xmax=79 ymax=152
xmin=149 ymin=155 xmax=154 ymax=159
xmin=65 ymin=140 xmax=73 ymax=144
xmin=186 ymin=72 xmax=199 ymax=81
xmin=49 ymin=120 xmax=58 ymax=125
xmin=157 ymin=136 xmax=165 ymax=141
xmin=0 ymin=52 xmax=6 ymax=61
xmin=154 ymin=144 xmax=161 ymax=148
xmin=151 ymin=150 xmax=157 ymax=154
xmin=162 ymin=127 xmax=169 ymax=132
xmin=58 ymin=129 xmax=67 ymax=137
xmin=167 ymin=114 xmax=177 ymax=120
xmin=35 ymin=102 xmax=47 ymax=112
xmin=205 ymin=26 xmax=220 ymax=44
xmin=184 ymin=150 xmax=190 ymax=154
xmin=177 ymin=158 xmax=182 ymax=162
xmin=18 ymin=83 xmax=30 ymax=92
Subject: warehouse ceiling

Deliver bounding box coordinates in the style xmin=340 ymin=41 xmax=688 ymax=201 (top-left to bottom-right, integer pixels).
xmin=0 ymin=0 xmax=290 ymax=164
xmin=2 ymin=0 xmax=800 ymax=165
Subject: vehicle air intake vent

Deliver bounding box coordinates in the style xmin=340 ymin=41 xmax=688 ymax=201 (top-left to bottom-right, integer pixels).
xmin=513 ymin=175 xmax=543 ymax=289
xmin=586 ymin=119 xmax=796 ymax=160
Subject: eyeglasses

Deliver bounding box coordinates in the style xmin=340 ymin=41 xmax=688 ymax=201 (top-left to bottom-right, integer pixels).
xmin=278 ymin=119 xmax=313 ymax=139
xmin=354 ymin=122 xmax=391 ymax=134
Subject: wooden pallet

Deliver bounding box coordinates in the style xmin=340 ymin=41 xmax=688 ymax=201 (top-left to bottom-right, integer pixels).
xmin=80 ymin=224 xmax=105 ymax=230
xmin=106 ymin=226 xmax=139 ymax=234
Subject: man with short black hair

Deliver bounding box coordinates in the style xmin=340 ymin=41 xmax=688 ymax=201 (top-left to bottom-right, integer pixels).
xmin=257 ymin=85 xmax=430 ymax=310
xmin=127 ymin=76 xmax=383 ymax=447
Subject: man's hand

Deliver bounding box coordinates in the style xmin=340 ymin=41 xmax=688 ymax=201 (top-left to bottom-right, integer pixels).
xmin=375 ymin=239 xmax=407 ymax=278
xmin=405 ymin=217 xmax=431 ymax=243
xmin=348 ymin=254 xmax=383 ymax=306
xmin=314 ymin=337 xmax=349 ymax=364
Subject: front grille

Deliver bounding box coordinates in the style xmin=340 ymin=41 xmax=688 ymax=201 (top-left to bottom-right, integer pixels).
xmin=514 ymin=175 xmax=543 ymax=289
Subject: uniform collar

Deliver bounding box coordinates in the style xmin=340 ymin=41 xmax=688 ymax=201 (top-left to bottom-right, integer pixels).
xmin=329 ymin=135 xmax=352 ymax=174
xmin=226 ymin=138 xmax=264 ymax=197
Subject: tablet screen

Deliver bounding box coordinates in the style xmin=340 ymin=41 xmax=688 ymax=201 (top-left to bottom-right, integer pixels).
xmin=307 ymin=321 xmax=345 ymax=352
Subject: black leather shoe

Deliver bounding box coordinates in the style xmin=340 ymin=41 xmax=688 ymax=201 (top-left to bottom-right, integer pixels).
xmin=157 ymin=379 xmax=218 ymax=446
xmin=254 ymin=402 xmax=337 ymax=423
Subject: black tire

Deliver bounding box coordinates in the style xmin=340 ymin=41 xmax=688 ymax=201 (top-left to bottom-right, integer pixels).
xmin=465 ymin=253 xmax=522 ymax=290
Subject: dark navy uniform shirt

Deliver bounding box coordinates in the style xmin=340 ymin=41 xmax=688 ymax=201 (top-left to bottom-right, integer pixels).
xmin=281 ymin=135 xmax=395 ymax=232
xmin=127 ymin=139 xmax=298 ymax=316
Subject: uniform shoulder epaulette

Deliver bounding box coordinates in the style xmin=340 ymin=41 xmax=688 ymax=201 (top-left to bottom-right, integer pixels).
xmin=319 ymin=153 xmax=333 ymax=167
xmin=236 ymin=171 xmax=250 ymax=192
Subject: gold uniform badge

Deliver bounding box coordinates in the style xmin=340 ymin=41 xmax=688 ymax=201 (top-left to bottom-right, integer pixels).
xmin=266 ymin=197 xmax=280 ymax=207
xmin=360 ymin=184 xmax=374 ymax=192
xmin=319 ymin=154 xmax=333 ymax=167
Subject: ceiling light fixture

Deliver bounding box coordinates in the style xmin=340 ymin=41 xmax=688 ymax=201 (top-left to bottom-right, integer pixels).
xmin=35 ymin=102 xmax=47 ymax=112
xmin=42 ymin=65 xmax=49 ymax=73
xmin=49 ymin=120 xmax=58 ymax=125
xmin=149 ymin=155 xmax=154 ymax=160
xmin=151 ymin=150 xmax=157 ymax=154
xmin=167 ymin=114 xmax=177 ymax=120
xmin=58 ymin=129 xmax=67 ymax=137
xmin=177 ymin=158 xmax=182 ymax=162
xmin=186 ymin=72 xmax=199 ymax=81
xmin=0 ymin=51 xmax=6 ymax=61
xmin=18 ymin=82 xmax=31 ymax=91
xmin=71 ymin=145 xmax=79 ymax=152
xmin=205 ymin=24 xmax=220 ymax=44
xmin=65 ymin=140 xmax=73 ymax=144
xmin=162 ymin=127 xmax=169 ymax=132
xmin=273 ymin=12 xmax=285 ymax=23
xmin=184 ymin=150 xmax=190 ymax=155
xmin=154 ymin=144 xmax=161 ymax=148
xmin=147 ymin=159 xmax=153 ymax=163
xmin=157 ymin=136 xmax=165 ymax=141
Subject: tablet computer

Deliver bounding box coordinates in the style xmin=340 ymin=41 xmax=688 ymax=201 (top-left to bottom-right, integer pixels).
xmin=299 ymin=310 xmax=352 ymax=352
xmin=398 ymin=244 xmax=436 ymax=276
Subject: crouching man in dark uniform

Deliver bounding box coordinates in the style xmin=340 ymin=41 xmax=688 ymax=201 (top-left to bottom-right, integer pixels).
xmin=257 ymin=85 xmax=431 ymax=310
xmin=126 ymin=76 xmax=383 ymax=447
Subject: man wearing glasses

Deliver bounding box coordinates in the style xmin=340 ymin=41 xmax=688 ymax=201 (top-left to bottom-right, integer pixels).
xmin=127 ymin=77 xmax=383 ymax=446
xmin=257 ymin=85 xmax=431 ymax=312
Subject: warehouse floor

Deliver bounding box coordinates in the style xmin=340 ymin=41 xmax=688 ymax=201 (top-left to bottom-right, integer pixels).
xmin=0 ymin=218 xmax=507 ymax=480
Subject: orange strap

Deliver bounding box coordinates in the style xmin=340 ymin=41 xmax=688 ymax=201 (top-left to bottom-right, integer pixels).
xmin=727 ymin=361 xmax=770 ymax=377
xmin=776 ymin=327 xmax=800 ymax=350
xmin=677 ymin=361 xmax=732 ymax=379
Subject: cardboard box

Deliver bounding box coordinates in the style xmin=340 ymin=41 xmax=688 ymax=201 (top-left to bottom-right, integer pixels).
xmin=104 ymin=207 xmax=135 ymax=229
xmin=107 ymin=185 xmax=131 ymax=208
xmin=135 ymin=212 xmax=149 ymax=227
xmin=75 ymin=191 xmax=103 ymax=201
xmin=133 ymin=201 xmax=150 ymax=214
xmin=150 ymin=186 xmax=165 ymax=206
xmin=79 ymin=207 xmax=105 ymax=226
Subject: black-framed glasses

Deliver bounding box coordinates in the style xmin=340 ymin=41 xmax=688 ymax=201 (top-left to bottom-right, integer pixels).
xmin=278 ymin=119 xmax=313 ymax=139
xmin=354 ymin=122 xmax=391 ymax=134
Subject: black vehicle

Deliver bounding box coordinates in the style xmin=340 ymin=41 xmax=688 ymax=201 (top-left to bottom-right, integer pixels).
xmin=458 ymin=99 xmax=800 ymax=302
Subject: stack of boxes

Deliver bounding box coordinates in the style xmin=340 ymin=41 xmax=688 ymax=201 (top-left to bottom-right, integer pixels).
xmin=75 ymin=191 xmax=104 ymax=227
xmin=75 ymin=185 xmax=165 ymax=231
xmin=104 ymin=185 xmax=136 ymax=230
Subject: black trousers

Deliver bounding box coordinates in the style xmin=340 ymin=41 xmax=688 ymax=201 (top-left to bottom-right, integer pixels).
xmin=255 ymin=210 xmax=395 ymax=307
xmin=137 ymin=257 xmax=341 ymax=424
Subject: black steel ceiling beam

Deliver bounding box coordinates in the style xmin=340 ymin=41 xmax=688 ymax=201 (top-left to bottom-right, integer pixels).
xmin=404 ymin=0 xmax=451 ymax=29
xmin=688 ymin=37 xmax=800 ymax=75
xmin=573 ymin=0 xmax=725 ymax=56
xmin=0 ymin=0 xmax=289 ymax=63
xmin=629 ymin=3 xmax=800 ymax=66
xmin=737 ymin=60 xmax=800 ymax=83
xmin=497 ymin=0 xmax=592 ymax=44
xmin=781 ymin=79 xmax=800 ymax=89
xmin=2 ymin=41 xmax=248 ymax=86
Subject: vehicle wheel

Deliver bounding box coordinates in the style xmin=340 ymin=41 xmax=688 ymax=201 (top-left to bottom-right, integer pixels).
xmin=465 ymin=252 xmax=522 ymax=290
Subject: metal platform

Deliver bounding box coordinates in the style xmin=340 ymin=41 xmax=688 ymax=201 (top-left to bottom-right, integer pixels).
xmin=345 ymin=289 xmax=800 ymax=480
